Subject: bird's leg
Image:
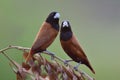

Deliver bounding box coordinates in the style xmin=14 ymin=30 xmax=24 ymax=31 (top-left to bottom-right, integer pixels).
xmin=74 ymin=62 xmax=82 ymax=71
xmin=43 ymin=50 xmax=55 ymax=60
xmin=64 ymin=59 xmax=73 ymax=66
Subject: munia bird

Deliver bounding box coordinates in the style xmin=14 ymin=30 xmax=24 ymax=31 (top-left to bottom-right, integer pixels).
xmin=60 ymin=21 xmax=95 ymax=74
xmin=25 ymin=12 xmax=60 ymax=63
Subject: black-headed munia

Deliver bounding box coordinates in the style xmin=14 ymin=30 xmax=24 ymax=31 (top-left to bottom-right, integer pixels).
xmin=60 ymin=21 xmax=95 ymax=74
xmin=26 ymin=12 xmax=60 ymax=63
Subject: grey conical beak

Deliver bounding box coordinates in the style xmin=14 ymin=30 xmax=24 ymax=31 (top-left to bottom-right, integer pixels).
xmin=54 ymin=12 xmax=60 ymax=19
xmin=62 ymin=21 xmax=69 ymax=27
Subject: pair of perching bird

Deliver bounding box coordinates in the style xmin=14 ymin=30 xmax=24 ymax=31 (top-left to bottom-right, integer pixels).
xmin=25 ymin=11 xmax=95 ymax=74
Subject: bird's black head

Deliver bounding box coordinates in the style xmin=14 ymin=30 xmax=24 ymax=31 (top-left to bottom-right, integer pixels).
xmin=61 ymin=21 xmax=72 ymax=32
xmin=46 ymin=11 xmax=60 ymax=31
xmin=60 ymin=21 xmax=73 ymax=41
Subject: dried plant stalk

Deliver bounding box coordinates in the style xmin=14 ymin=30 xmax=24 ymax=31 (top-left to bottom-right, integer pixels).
xmin=0 ymin=45 xmax=95 ymax=80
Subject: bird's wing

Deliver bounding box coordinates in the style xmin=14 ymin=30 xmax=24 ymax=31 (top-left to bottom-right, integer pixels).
xmin=71 ymin=34 xmax=87 ymax=57
xmin=31 ymin=22 xmax=58 ymax=51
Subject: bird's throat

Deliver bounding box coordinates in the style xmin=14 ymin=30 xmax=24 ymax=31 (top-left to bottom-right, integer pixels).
xmin=60 ymin=31 xmax=72 ymax=41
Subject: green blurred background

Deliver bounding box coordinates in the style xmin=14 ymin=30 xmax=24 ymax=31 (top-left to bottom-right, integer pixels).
xmin=0 ymin=0 xmax=120 ymax=80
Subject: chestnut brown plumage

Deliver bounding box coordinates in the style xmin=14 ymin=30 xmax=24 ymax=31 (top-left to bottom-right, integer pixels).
xmin=25 ymin=12 xmax=60 ymax=63
xmin=60 ymin=21 xmax=95 ymax=74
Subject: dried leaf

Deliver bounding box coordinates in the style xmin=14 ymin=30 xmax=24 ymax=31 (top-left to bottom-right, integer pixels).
xmin=22 ymin=62 xmax=30 ymax=70
xmin=62 ymin=66 xmax=73 ymax=79
xmin=23 ymin=51 xmax=29 ymax=59
xmin=45 ymin=63 xmax=59 ymax=80
xmin=31 ymin=62 xmax=41 ymax=75
xmin=62 ymin=72 xmax=68 ymax=80
xmin=16 ymin=71 xmax=25 ymax=80
xmin=34 ymin=54 xmax=44 ymax=65
xmin=9 ymin=62 xmax=27 ymax=80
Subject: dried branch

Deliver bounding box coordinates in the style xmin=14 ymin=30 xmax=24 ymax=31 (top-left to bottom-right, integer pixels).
xmin=0 ymin=45 xmax=95 ymax=80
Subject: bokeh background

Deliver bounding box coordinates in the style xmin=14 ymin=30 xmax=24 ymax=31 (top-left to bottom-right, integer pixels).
xmin=0 ymin=0 xmax=120 ymax=80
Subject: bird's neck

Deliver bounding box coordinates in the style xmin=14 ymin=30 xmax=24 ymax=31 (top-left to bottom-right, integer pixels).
xmin=52 ymin=24 xmax=59 ymax=31
xmin=60 ymin=31 xmax=72 ymax=41
xmin=46 ymin=19 xmax=59 ymax=31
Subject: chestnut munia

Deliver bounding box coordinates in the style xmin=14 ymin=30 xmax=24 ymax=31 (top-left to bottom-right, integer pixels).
xmin=25 ymin=12 xmax=60 ymax=63
xmin=60 ymin=21 xmax=95 ymax=74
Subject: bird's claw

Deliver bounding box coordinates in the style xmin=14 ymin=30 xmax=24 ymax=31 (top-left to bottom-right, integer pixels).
xmin=64 ymin=60 xmax=69 ymax=66
xmin=73 ymin=66 xmax=78 ymax=71
xmin=47 ymin=52 xmax=55 ymax=60
xmin=74 ymin=62 xmax=81 ymax=71
xmin=64 ymin=60 xmax=73 ymax=66
xmin=50 ymin=53 xmax=55 ymax=60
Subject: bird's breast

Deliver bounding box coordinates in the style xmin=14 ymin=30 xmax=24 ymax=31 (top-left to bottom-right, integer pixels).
xmin=31 ymin=22 xmax=58 ymax=53
xmin=60 ymin=37 xmax=86 ymax=63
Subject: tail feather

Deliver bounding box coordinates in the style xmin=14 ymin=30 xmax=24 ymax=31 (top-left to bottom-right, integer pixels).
xmin=25 ymin=50 xmax=34 ymax=63
xmin=85 ymin=60 xmax=95 ymax=74
xmin=87 ymin=64 xmax=95 ymax=74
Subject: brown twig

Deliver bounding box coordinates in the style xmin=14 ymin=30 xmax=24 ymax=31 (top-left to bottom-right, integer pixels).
xmin=0 ymin=45 xmax=95 ymax=80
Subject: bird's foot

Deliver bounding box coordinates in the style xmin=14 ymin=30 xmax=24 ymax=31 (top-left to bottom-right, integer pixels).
xmin=43 ymin=50 xmax=55 ymax=60
xmin=73 ymin=66 xmax=78 ymax=71
xmin=64 ymin=59 xmax=73 ymax=66
xmin=50 ymin=53 xmax=55 ymax=60
xmin=73 ymin=62 xmax=81 ymax=71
